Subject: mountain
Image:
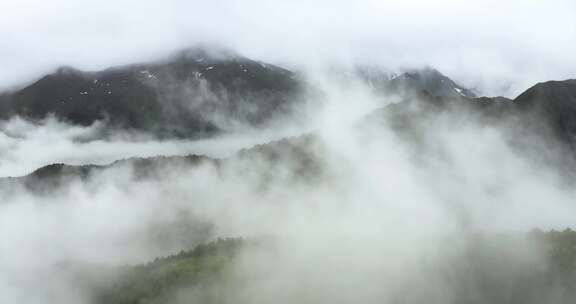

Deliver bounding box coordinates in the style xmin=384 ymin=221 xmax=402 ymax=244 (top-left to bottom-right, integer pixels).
xmin=75 ymin=232 xmax=576 ymax=304
xmin=91 ymin=237 xmax=246 ymax=304
xmin=3 ymin=47 xmax=576 ymax=176
xmin=356 ymin=67 xmax=477 ymax=99
xmin=0 ymin=48 xmax=303 ymax=138
xmin=6 ymin=76 xmax=576 ymax=183
xmin=390 ymin=68 xmax=476 ymax=98
xmin=0 ymin=47 xmax=480 ymax=140
xmin=0 ymin=134 xmax=322 ymax=190
xmin=0 ymin=155 xmax=209 ymax=193
xmin=514 ymin=80 xmax=576 ymax=147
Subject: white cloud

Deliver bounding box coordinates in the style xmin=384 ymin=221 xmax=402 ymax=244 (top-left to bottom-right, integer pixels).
xmin=1 ymin=2 xmax=576 ymax=302
xmin=0 ymin=0 xmax=575 ymax=96
xmin=1 ymin=92 xmax=576 ymax=302
xmin=0 ymin=116 xmax=310 ymax=177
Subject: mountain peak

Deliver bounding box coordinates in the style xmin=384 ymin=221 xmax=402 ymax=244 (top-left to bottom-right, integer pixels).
xmin=515 ymin=79 xmax=576 ymax=108
xmin=0 ymin=48 xmax=302 ymax=137
xmin=171 ymin=46 xmax=244 ymax=64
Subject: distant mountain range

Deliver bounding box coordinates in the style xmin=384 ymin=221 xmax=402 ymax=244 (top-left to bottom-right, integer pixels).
xmin=0 ymin=47 xmax=486 ymax=138
xmin=2 ymin=47 xmax=576 ymax=180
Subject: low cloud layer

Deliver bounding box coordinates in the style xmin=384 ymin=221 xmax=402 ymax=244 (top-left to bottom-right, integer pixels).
xmin=1 ymin=76 xmax=576 ymax=303
xmin=0 ymin=111 xmax=311 ymax=177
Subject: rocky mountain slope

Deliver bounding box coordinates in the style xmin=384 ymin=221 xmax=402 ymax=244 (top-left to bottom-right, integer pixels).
xmin=2 ymin=48 xmax=576 ymax=179
xmin=0 ymin=48 xmax=303 ymax=138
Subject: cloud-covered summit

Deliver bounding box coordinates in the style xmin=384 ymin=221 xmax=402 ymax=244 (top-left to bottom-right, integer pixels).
xmin=1 ymin=0 xmax=575 ymax=96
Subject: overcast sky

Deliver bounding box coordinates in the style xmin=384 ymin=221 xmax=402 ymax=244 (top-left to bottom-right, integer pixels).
xmin=1 ymin=0 xmax=575 ymax=96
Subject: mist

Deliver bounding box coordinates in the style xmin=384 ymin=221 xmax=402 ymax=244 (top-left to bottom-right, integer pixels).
xmin=2 ymin=1 xmax=576 ymax=302
xmin=1 ymin=71 xmax=576 ymax=303
xmin=0 ymin=115 xmax=308 ymax=177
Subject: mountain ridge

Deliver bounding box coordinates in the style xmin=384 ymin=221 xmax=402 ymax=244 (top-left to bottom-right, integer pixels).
xmin=0 ymin=47 xmax=304 ymax=138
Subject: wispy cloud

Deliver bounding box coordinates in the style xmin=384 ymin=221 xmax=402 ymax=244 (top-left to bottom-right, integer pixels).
xmin=1 ymin=0 xmax=575 ymax=96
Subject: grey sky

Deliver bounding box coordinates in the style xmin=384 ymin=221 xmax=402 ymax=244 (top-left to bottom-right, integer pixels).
xmin=1 ymin=0 xmax=575 ymax=96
